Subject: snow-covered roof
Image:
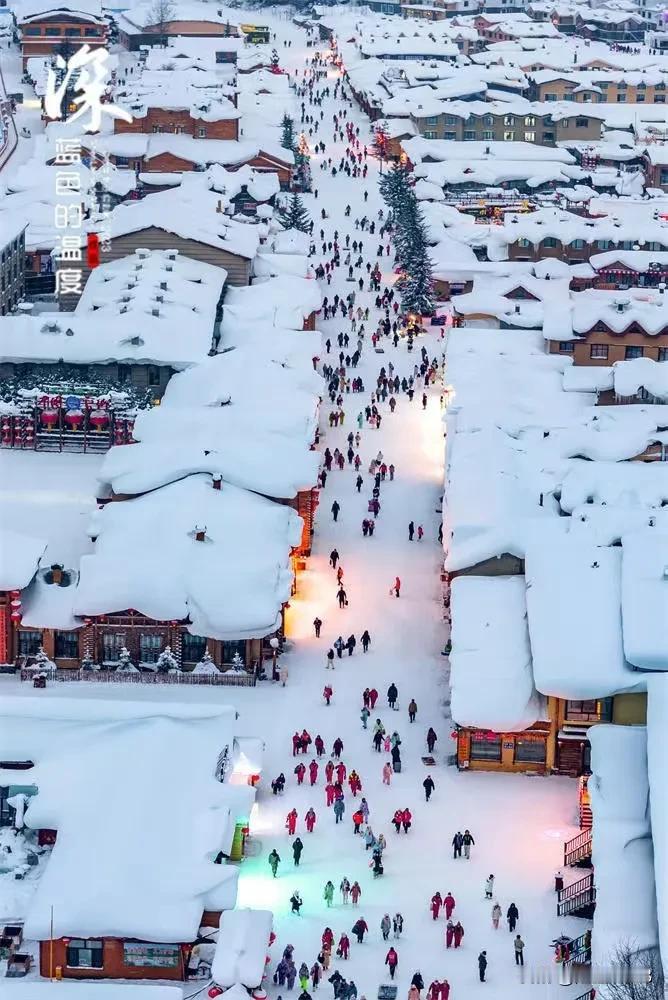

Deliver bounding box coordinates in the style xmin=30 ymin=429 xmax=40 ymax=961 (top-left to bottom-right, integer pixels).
xmin=552 ymin=287 xmax=668 ymax=341
xmin=0 ymin=529 xmax=47 ymax=592
xmin=0 ymin=696 xmax=241 ymax=941
xmin=211 ymin=909 xmax=274 ymax=988
xmin=620 ymin=530 xmax=668 ymax=671
xmin=588 ymin=724 xmax=657 ymax=969
xmin=224 ymin=274 xmax=322 ymax=329
xmin=18 ymin=0 xmax=105 ymax=24
xmin=117 ymin=0 xmax=235 ymax=31
xmin=404 ymin=137 xmax=575 ymax=165
xmin=74 ymin=476 xmax=302 ymax=639
xmin=83 ymin=132 xmax=293 ymax=172
xmin=123 ymin=90 xmax=241 ymax=123
xmin=0 ymin=312 xmax=214 ymax=369
xmin=415 ymin=157 xmax=583 ymax=192
xmin=449 ymin=575 xmax=543 ymax=732
xmin=90 ymin=183 xmax=260 ymax=261
xmin=646 ymin=677 xmax=668 ymax=979
xmin=525 ymin=534 xmax=646 ymax=699
xmin=207 ymin=163 xmax=280 ymax=205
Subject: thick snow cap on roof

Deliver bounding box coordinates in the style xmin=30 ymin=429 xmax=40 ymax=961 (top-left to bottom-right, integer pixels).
xmin=449 ymin=576 xmax=542 ymax=732
xmin=224 ymin=275 xmax=322 ymax=329
xmin=0 ymin=529 xmax=46 ymax=591
xmin=646 ymin=677 xmax=668 ymax=979
xmin=100 ymin=431 xmax=319 ymax=500
xmin=0 ymin=698 xmax=241 ymax=941
xmin=75 ymin=476 xmax=302 ymax=638
xmin=212 ymin=909 xmax=274 ymax=988
xmin=620 ymin=530 xmax=668 ymax=672
xmin=524 ymin=534 xmax=645 ymax=699
xmin=588 ymin=724 xmax=658 ymax=968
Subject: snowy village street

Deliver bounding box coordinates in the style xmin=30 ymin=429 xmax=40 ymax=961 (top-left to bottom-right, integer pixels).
xmin=218 ymin=21 xmax=585 ymax=1000
xmin=0 ymin=11 xmax=596 ymax=1000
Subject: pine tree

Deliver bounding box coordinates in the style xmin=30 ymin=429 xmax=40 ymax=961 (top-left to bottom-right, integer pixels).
xmin=32 ymin=647 xmax=56 ymax=672
xmin=398 ymin=202 xmax=435 ymax=318
xmin=281 ymin=113 xmax=296 ymax=152
xmin=80 ymin=652 xmax=99 ymax=671
xmin=379 ymin=161 xmax=411 ymax=216
xmin=192 ymin=650 xmax=220 ymax=675
xmin=278 ymin=192 xmax=311 ymax=233
xmin=271 ymin=47 xmax=280 ymax=72
xmin=230 ymin=650 xmax=245 ymax=673
xmin=116 ymin=646 xmax=139 ymax=672
xmin=156 ymin=645 xmax=179 ymax=673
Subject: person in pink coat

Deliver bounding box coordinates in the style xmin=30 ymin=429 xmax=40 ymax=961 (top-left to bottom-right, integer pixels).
xmin=325 ymin=783 xmax=335 ymax=806
xmin=443 ymin=893 xmax=456 ymax=920
xmin=430 ymin=893 xmax=442 ymax=921
xmin=305 ymin=808 xmax=317 ymax=833
xmin=453 ymin=922 xmax=464 ymax=949
xmin=309 ymin=760 xmax=319 ymax=786
xmin=382 ymin=762 xmax=392 ymax=785
xmin=445 ymin=921 xmax=454 ymax=949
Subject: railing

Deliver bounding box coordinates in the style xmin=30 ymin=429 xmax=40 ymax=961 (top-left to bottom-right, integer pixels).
xmin=564 ymin=829 xmax=593 ymax=867
xmin=20 ymin=668 xmax=256 ymax=687
xmin=566 ymin=932 xmax=592 ymax=966
xmin=557 ymin=873 xmax=596 ymax=917
xmin=573 ymin=991 xmax=595 ymax=1000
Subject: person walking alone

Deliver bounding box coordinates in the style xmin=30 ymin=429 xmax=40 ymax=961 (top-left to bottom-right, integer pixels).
xmin=478 ymin=952 xmax=487 ymax=983
xmin=514 ymin=936 xmax=525 ymax=966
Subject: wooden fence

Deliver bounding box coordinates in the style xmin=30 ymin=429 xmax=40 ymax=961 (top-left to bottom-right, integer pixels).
xmin=20 ymin=668 xmax=256 ymax=687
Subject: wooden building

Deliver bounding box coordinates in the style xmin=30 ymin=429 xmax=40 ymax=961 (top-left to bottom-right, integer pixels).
xmin=114 ymin=105 xmax=240 ymax=142
xmin=19 ymin=4 xmax=108 ymax=67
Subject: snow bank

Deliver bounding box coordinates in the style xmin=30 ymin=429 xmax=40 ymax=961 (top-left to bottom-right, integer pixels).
xmin=211 ymin=909 xmax=274 ymax=988
xmin=620 ymin=530 xmax=668 ymax=671
xmin=0 ymin=986 xmax=183 ymax=1000
xmin=588 ymin=724 xmax=658 ymax=967
xmin=524 ymin=535 xmax=644 ymax=699
xmin=449 ymin=576 xmax=542 ymax=731
xmin=646 ymin=676 xmax=668 ymax=978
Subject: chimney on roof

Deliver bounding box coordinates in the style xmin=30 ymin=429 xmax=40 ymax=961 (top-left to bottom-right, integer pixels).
xmin=212 ymin=474 xmax=223 ymax=491
xmin=165 ymin=250 xmax=178 ymax=260
xmin=160 ymin=280 xmax=167 ymax=291
xmin=136 ymin=248 xmax=150 ymax=259
xmin=216 ymin=200 xmax=224 ymax=213
xmin=195 ymin=525 xmax=207 ymax=542
xmin=151 ymin=307 xmax=160 ymax=317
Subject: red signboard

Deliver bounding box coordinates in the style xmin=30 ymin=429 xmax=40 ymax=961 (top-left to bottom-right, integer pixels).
xmin=87 ymin=233 xmax=100 ymax=269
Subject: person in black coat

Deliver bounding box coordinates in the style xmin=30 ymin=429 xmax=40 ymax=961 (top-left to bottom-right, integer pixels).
xmin=478 ymin=951 xmax=487 ymax=983
xmin=507 ymin=903 xmax=519 ymax=932
xmin=411 ymin=972 xmax=424 ymax=992
xmin=387 ymin=683 xmax=398 ymax=709
xmin=423 ymin=775 xmax=435 ymax=802
xmin=452 ymin=831 xmax=463 ymax=859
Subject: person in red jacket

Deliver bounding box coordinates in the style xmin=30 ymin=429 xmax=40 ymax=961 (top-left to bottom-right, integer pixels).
xmin=393 ymin=576 xmax=401 ymax=598
xmin=352 ymin=918 xmax=368 ymax=943
xmin=349 ymin=770 xmax=362 ymax=796
xmin=444 ymin=893 xmax=456 ymax=920
xmin=352 ymin=809 xmax=364 ymax=834
xmin=453 ymin=922 xmax=464 ymax=949
xmin=294 ymin=762 xmax=306 ymax=785
xmin=430 ymin=892 xmax=442 ymax=921
xmin=322 ymin=927 xmax=334 ymax=951
xmin=292 ymin=732 xmax=301 ymax=756
xmin=427 ymin=981 xmax=440 ymax=1000
xmin=305 ymin=807 xmax=317 ymax=833
xmin=440 ymin=981 xmax=450 ymax=1000
xmin=385 ymin=947 xmax=398 ymax=980
xmin=309 ymin=760 xmax=319 ymax=786
xmin=323 ymin=685 xmax=333 ymax=706
xmin=392 ymin=809 xmax=403 ymax=833
xmin=325 ymin=760 xmax=335 ymax=784
xmin=336 ymin=762 xmax=347 ymax=786
xmin=315 ymin=735 xmax=325 ymax=757
xmin=325 ymin=783 xmax=335 ymax=807
xmin=301 ymin=730 xmax=312 ymax=754
xmin=402 ymin=808 xmax=412 ymax=833
xmin=369 ymin=688 xmax=379 ymax=709
xmin=286 ymin=809 xmax=298 ymax=836
xmin=338 ymin=933 xmax=350 ymax=960
xmin=445 ymin=921 xmax=454 ymax=949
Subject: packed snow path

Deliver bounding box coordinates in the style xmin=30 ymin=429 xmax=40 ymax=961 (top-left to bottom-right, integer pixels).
xmin=232 ymin=19 xmax=586 ymax=1000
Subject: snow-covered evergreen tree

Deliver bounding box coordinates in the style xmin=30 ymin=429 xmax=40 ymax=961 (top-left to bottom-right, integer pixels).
xmin=379 ymin=160 xmax=411 ymax=216
xmin=229 ymin=651 xmax=245 ymax=673
xmin=80 ymin=652 xmax=99 ymax=671
xmin=192 ymin=650 xmax=220 ymax=675
xmin=278 ymin=192 xmax=311 ymax=233
xmin=116 ymin=646 xmax=139 ymax=672
xmin=271 ymin=47 xmax=280 ymax=70
xmin=398 ymin=203 xmax=435 ymax=317
xmin=156 ymin=646 xmax=180 ymax=673
xmin=32 ymin=647 xmax=56 ymax=672
xmin=280 ymin=113 xmax=296 ymax=152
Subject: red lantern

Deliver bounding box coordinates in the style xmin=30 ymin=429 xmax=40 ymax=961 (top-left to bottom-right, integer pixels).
xmin=65 ymin=410 xmax=84 ymax=430
xmin=9 ymin=590 xmax=21 ymax=599
xmin=10 ymin=610 xmax=22 ymax=622
xmin=89 ymin=410 xmax=110 ymax=432
xmin=208 ymin=988 xmax=223 ymax=999
xmin=41 ymin=409 xmax=59 ymax=430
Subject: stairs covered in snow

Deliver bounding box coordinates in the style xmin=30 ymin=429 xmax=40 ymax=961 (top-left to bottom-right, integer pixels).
xmin=564 ymin=829 xmax=593 ymax=868
xmin=557 ymin=873 xmax=596 ymax=919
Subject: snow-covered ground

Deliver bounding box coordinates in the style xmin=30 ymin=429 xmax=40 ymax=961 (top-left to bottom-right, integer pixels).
xmin=0 ymin=11 xmax=590 ymax=999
